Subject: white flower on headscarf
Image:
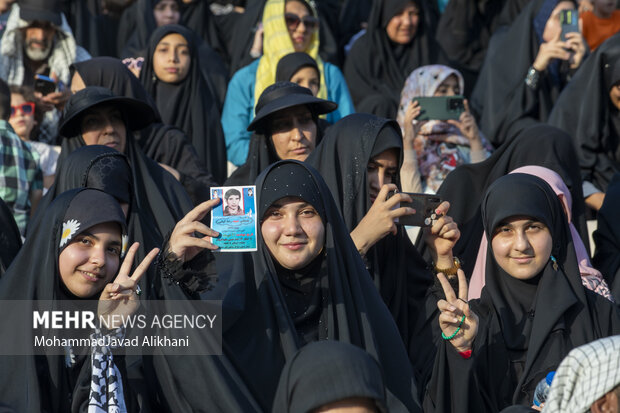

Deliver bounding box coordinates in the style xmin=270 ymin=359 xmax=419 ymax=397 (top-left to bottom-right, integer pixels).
xmin=121 ymin=234 xmax=129 ymax=258
xmin=60 ymin=219 xmax=81 ymax=247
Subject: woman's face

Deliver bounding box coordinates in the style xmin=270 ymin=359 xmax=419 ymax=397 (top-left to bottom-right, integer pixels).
xmin=261 ymin=196 xmax=325 ymax=270
xmin=385 ymin=1 xmax=420 ymax=45
xmin=80 ymin=104 xmax=127 ymax=153
xmin=491 ymin=216 xmax=553 ymax=280
xmin=58 ymin=222 xmax=122 ymax=298
xmin=314 ymin=397 xmax=378 ymax=413
xmin=269 ymin=105 xmax=317 ymax=161
xmin=290 ymin=66 xmax=320 ymax=96
xmin=153 ymin=0 xmax=180 ymax=27
xmin=153 ymin=33 xmax=191 ymax=84
xmin=609 ymin=84 xmax=620 ymax=111
xmin=285 ymin=0 xmax=316 ymax=53
xmin=9 ymin=93 xmax=36 ymax=140
xmin=433 ymin=74 xmax=461 ymax=96
xmin=367 ymin=148 xmax=399 ymax=204
xmin=542 ymin=1 xmax=576 ymax=42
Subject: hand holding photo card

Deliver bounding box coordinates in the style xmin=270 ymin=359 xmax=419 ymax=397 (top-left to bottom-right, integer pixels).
xmin=210 ymin=186 xmax=257 ymax=251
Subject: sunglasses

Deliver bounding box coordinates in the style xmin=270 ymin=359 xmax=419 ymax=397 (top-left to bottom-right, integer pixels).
xmin=284 ymin=13 xmax=319 ymax=32
xmin=10 ymin=102 xmax=35 ymax=117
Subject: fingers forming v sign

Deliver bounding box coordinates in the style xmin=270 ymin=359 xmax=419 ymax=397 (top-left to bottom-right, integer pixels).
xmin=98 ymin=242 xmax=159 ymax=329
xmin=436 ymin=269 xmax=479 ymax=352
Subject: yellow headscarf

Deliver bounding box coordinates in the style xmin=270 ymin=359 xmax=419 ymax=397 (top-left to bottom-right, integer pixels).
xmin=254 ymin=0 xmax=328 ymax=107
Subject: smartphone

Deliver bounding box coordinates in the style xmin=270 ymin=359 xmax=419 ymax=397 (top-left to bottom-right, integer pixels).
xmin=559 ymin=9 xmax=579 ymax=41
xmin=413 ymin=96 xmax=465 ymax=121
xmin=34 ymin=74 xmax=56 ymax=96
xmin=387 ymin=192 xmax=443 ymax=227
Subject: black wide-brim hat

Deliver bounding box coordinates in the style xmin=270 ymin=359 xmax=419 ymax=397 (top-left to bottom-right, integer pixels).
xmin=247 ymin=82 xmax=338 ymax=133
xmin=59 ymin=86 xmax=157 ymax=137
xmin=19 ymin=0 xmax=63 ymax=26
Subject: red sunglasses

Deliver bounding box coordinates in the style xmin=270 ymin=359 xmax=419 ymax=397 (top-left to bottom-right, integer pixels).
xmin=284 ymin=13 xmax=319 ymax=31
xmin=10 ymin=102 xmax=35 ymax=117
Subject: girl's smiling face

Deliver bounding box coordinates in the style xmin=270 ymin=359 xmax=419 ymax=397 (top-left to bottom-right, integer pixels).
xmin=261 ymin=196 xmax=325 ymax=270
xmin=58 ymin=222 xmax=122 ymax=298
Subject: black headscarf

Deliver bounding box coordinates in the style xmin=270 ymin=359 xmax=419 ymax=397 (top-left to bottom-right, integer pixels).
xmin=593 ymin=173 xmax=620 ymax=303
xmin=140 ymin=24 xmax=228 ymax=184
xmin=181 ymin=0 xmax=228 ymax=65
xmin=71 ymin=57 xmax=218 ymax=198
xmin=275 ymin=52 xmax=319 ymax=84
xmin=272 ymin=340 xmax=388 ymax=413
xmin=306 ymin=113 xmax=438 ymax=392
xmin=151 ymin=160 xmax=422 ymax=412
xmin=470 ymin=0 xmax=579 ymax=146
xmin=344 ymin=0 xmax=439 ymax=118
xmin=64 ymin=0 xmax=121 ymax=57
xmin=0 ymin=188 xmax=134 ymax=413
xmin=434 ymin=0 xmax=511 ymax=97
xmin=548 ymin=33 xmax=620 ymax=193
xmin=0 ymin=197 xmax=21 ymax=277
xmin=119 ymin=0 xmax=180 ymax=58
xmin=416 ymin=123 xmax=588 ymax=278
xmin=57 ymin=94 xmax=195 ymax=299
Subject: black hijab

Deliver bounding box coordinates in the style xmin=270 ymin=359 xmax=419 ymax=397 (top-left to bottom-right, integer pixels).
xmin=306 ymin=113 xmax=437 ymax=391
xmin=470 ymin=0 xmax=579 ymax=146
xmin=548 ymin=33 xmax=620 ymax=193
xmin=344 ymin=0 xmax=439 ymax=118
xmin=119 ymin=0 xmax=180 ymax=58
xmin=181 ymin=0 xmax=228 ymax=65
xmin=57 ymin=93 xmax=195 ymax=299
xmin=275 ymin=52 xmax=319 ymax=84
xmin=593 ymin=172 xmax=620 ymax=303
xmin=0 ymin=188 xmax=132 ymax=413
xmin=0 ymin=197 xmax=21 ymax=277
xmin=140 ymin=24 xmax=228 ymax=184
xmin=416 ymin=123 xmax=588 ymax=278
xmin=71 ymin=57 xmax=218 ymax=198
xmin=151 ymin=160 xmax=422 ymax=412
xmin=272 ymin=340 xmax=388 ymax=413
xmin=64 ymin=0 xmax=121 ymax=57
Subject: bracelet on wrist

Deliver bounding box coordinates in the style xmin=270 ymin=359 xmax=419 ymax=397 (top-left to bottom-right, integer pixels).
xmin=525 ymin=66 xmax=541 ymax=89
xmin=433 ymin=257 xmax=461 ymax=276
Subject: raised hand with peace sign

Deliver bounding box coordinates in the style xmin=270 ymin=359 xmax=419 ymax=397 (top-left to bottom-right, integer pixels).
xmin=97 ymin=242 xmax=159 ymax=329
xmin=436 ymin=269 xmax=479 ymax=353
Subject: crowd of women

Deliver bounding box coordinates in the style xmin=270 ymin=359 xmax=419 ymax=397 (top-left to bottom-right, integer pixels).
xmin=1 ymin=0 xmax=620 ymax=412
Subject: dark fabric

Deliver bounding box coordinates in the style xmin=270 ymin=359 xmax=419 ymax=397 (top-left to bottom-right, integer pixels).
xmin=416 ymin=123 xmax=588 ymax=278
xmin=116 ymin=0 xmax=138 ymax=57
xmin=275 ymin=52 xmax=319 ymax=83
xmin=0 ymin=197 xmax=21 ymax=277
xmin=150 ymin=160 xmax=422 ymax=412
xmin=344 ymin=0 xmax=440 ymax=118
xmin=470 ymin=0 xmax=578 ymax=147
xmin=272 ymin=340 xmax=388 ymax=413
xmin=71 ymin=57 xmax=219 ymax=198
xmin=306 ymin=113 xmax=438 ymax=395
xmin=181 ymin=0 xmax=229 ymax=65
xmin=140 ymin=24 xmax=228 ymax=184
xmin=224 ymin=131 xmax=278 ymax=186
xmin=434 ymin=0 xmax=508 ymax=96
xmin=55 ymin=117 xmax=194 ymax=300
xmin=225 ymin=0 xmax=266 ymax=75
xmin=71 ymin=57 xmax=161 ymax=121
xmin=548 ymin=33 xmax=620 ymax=193
xmin=425 ymin=174 xmax=620 ymax=413
xmin=593 ymin=173 xmax=620 ymax=303
xmin=119 ymin=0 xmax=169 ymax=59
xmin=64 ymin=0 xmax=121 ymax=57
xmin=0 ymin=188 xmax=137 ymax=413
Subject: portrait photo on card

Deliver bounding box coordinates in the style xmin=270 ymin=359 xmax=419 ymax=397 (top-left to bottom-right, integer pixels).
xmin=210 ymin=186 xmax=257 ymax=251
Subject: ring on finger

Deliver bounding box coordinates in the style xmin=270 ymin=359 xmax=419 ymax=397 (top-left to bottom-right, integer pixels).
xmin=134 ymin=285 xmax=142 ymax=296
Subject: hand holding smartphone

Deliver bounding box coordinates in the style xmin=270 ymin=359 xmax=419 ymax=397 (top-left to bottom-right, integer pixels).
xmin=34 ymin=74 xmax=57 ymax=96
xmin=413 ymin=96 xmax=465 ymax=121
xmin=387 ymin=191 xmax=442 ymax=227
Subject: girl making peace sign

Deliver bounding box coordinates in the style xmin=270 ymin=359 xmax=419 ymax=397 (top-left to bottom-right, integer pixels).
xmin=428 ymin=173 xmax=620 ymax=413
